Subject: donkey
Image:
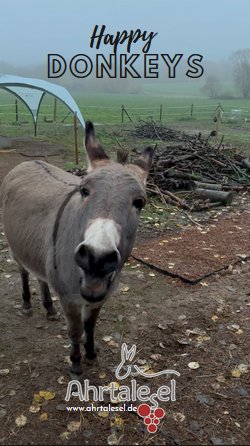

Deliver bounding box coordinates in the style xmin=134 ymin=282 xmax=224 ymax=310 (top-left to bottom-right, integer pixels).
xmin=0 ymin=122 xmax=153 ymax=375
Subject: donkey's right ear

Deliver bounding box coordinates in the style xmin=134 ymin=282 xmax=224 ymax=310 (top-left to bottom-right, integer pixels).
xmin=84 ymin=121 xmax=109 ymax=171
xmin=134 ymin=146 xmax=154 ymax=172
xmin=132 ymin=146 xmax=155 ymax=184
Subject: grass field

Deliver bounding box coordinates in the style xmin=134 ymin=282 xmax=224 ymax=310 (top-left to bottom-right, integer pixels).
xmin=1 ymin=81 xmax=250 ymax=162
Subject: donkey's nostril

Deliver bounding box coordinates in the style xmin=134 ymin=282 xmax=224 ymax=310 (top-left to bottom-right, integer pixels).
xmin=101 ymin=250 xmax=120 ymax=274
xmin=78 ymin=244 xmax=87 ymax=258
xmin=74 ymin=243 xmax=92 ymax=271
xmin=103 ymin=251 xmax=119 ymax=265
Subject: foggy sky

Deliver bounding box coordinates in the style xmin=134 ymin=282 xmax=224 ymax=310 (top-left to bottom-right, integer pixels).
xmin=1 ymin=0 xmax=250 ymax=67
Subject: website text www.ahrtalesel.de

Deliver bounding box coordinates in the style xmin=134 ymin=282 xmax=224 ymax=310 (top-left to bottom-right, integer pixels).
xmin=66 ymin=403 xmax=137 ymax=413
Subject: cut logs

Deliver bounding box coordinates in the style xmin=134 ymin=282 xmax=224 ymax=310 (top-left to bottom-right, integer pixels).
xmin=131 ymin=119 xmax=250 ymax=211
xmin=194 ymin=188 xmax=233 ymax=205
xmin=193 ymin=181 xmax=223 ymax=191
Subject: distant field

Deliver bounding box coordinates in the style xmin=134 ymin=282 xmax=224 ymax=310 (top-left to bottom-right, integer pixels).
xmin=1 ymin=81 xmax=250 ymax=159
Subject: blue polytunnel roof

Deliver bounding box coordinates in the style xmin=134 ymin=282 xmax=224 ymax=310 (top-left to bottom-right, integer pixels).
xmin=0 ymin=74 xmax=85 ymax=131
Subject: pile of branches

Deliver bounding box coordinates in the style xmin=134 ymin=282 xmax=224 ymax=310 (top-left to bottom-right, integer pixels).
xmin=132 ymin=119 xmax=182 ymax=141
xmin=69 ymin=119 xmax=250 ymax=212
xmin=131 ymin=120 xmax=250 ymax=212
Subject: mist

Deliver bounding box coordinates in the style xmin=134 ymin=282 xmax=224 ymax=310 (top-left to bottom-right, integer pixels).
xmin=1 ymin=0 xmax=250 ymax=94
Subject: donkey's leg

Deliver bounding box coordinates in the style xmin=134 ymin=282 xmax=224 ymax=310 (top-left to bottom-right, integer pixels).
xmin=68 ymin=314 xmax=84 ymax=375
xmin=84 ymin=308 xmax=101 ymax=360
xmin=38 ymin=280 xmax=57 ymax=320
xmin=62 ymin=300 xmax=84 ymax=375
xmin=18 ymin=265 xmax=32 ymax=314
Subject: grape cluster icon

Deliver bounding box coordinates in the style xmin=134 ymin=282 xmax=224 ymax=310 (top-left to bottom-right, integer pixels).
xmin=137 ymin=404 xmax=165 ymax=433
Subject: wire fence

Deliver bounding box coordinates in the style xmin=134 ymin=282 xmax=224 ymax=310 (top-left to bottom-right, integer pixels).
xmin=1 ymin=100 xmax=250 ymax=126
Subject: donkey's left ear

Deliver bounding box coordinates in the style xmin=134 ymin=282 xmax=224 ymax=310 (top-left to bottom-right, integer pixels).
xmin=84 ymin=121 xmax=109 ymax=171
xmin=133 ymin=146 xmax=154 ymax=181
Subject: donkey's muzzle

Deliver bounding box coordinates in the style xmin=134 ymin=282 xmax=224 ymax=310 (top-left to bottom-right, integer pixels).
xmin=74 ymin=242 xmax=120 ymax=276
xmin=79 ymin=278 xmax=109 ymax=302
xmin=81 ymin=290 xmax=107 ymax=303
xmin=75 ymin=242 xmax=120 ymax=302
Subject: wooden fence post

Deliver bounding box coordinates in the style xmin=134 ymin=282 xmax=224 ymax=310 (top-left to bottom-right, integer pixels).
xmin=160 ymin=104 xmax=163 ymax=122
xmin=215 ymin=104 xmax=223 ymax=141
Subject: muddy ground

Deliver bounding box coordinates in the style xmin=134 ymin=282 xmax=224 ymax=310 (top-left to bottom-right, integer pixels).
xmin=0 ymin=137 xmax=249 ymax=445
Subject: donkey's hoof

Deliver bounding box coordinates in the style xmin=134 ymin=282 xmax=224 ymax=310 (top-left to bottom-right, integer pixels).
xmin=46 ymin=306 xmax=60 ymax=321
xmin=22 ymin=306 xmax=32 ymax=316
xmin=84 ymin=343 xmax=99 ymax=357
xmin=85 ymin=349 xmax=98 ymax=364
xmin=47 ymin=312 xmax=60 ymax=321
xmin=70 ymin=362 xmax=83 ymax=375
xmin=85 ymin=356 xmax=98 ymax=366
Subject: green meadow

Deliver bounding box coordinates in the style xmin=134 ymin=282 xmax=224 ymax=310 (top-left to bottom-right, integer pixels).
xmin=1 ymin=81 xmax=250 ymax=161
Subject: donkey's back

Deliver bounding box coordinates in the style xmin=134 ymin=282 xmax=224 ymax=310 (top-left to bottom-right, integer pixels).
xmin=1 ymin=160 xmax=80 ymax=281
xmin=1 ymin=159 xmax=80 ymax=203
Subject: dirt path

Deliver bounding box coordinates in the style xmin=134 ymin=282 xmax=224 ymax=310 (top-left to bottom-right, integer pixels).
xmin=0 ymin=226 xmax=249 ymax=445
xmin=0 ymin=139 xmax=249 ymax=445
xmin=134 ymin=210 xmax=250 ymax=283
xmin=0 ymin=137 xmax=68 ymax=184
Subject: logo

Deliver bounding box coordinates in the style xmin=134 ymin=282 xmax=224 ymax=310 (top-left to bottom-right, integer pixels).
xmin=65 ymin=343 xmax=180 ymax=434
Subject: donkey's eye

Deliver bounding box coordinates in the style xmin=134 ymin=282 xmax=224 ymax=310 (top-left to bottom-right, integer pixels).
xmin=80 ymin=187 xmax=90 ymax=198
xmin=133 ymin=198 xmax=145 ymax=211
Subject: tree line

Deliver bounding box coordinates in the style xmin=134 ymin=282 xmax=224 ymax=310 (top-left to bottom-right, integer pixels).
xmin=202 ymin=49 xmax=250 ymax=99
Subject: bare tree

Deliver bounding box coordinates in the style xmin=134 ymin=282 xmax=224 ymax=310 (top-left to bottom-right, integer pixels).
xmin=201 ymin=75 xmax=221 ymax=98
xmin=231 ymin=49 xmax=250 ymax=98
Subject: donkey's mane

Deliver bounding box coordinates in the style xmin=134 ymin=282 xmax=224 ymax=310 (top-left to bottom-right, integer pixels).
xmin=34 ymin=160 xmax=77 ymax=187
xmin=52 ymin=188 xmax=79 ymax=270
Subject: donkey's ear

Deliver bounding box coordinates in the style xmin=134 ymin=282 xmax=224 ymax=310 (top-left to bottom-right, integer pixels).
xmin=85 ymin=121 xmax=109 ymax=171
xmin=133 ymin=146 xmax=154 ymax=182
xmin=117 ymin=147 xmax=129 ymax=164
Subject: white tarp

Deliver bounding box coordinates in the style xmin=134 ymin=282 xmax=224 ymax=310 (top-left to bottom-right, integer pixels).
xmin=0 ymin=74 xmax=85 ymax=128
xmin=5 ymin=86 xmax=44 ymax=122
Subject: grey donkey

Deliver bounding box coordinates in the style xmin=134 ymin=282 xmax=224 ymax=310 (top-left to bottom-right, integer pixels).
xmin=0 ymin=121 xmax=153 ymax=374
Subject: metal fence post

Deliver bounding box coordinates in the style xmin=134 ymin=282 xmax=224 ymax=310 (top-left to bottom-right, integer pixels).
xmin=15 ymin=99 xmax=19 ymax=122
xmin=74 ymin=112 xmax=79 ymax=165
xmin=54 ymin=98 xmax=57 ymax=122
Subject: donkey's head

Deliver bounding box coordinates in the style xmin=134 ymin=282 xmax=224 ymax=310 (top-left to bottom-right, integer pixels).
xmin=74 ymin=121 xmax=153 ymax=303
